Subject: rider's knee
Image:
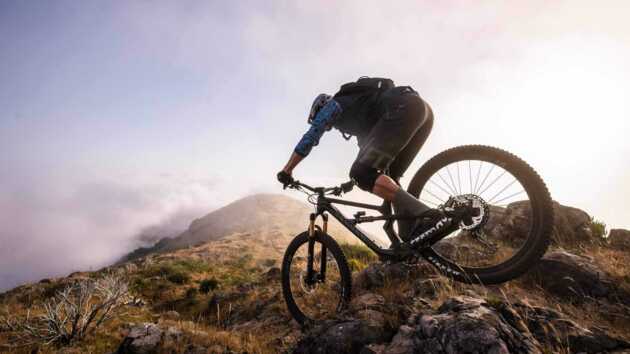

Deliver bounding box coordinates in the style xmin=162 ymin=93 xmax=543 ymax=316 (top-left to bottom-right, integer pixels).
xmin=349 ymin=161 xmax=380 ymax=191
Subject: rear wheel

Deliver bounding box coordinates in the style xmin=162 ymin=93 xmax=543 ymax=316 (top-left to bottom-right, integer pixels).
xmin=281 ymin=231 xmax=352 ymax=325
xmin=407 ymin=145 xmax=554 ymax=284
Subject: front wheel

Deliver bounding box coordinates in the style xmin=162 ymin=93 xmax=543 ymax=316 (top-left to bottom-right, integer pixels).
xmin=281 ymin=231 xmax=352 ymax=325
xmin=408 ymin=145 xmax=554 ymax=284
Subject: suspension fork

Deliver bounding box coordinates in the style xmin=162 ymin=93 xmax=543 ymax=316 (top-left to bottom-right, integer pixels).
xmin=319 ymin=214 xmax=328 ymax=281
xmin=306 ymin=213 xmax=329 ymax=284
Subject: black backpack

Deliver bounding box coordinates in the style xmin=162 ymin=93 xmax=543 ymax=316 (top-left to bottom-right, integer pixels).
xmin=332 ymin=77 xmax=395 ymax=139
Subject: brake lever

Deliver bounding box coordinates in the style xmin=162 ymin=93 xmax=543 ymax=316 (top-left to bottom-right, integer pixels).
xmin=340 ymin=181 xmax=355 ymax=193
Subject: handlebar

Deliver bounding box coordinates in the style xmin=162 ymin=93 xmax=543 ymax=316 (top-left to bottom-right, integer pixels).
xmin=288 ymin=179 xmax=355 ymax=196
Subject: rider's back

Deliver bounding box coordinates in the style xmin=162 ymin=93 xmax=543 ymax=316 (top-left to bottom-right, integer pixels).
xmin=332 ymin=77 xmax=395 ymax=138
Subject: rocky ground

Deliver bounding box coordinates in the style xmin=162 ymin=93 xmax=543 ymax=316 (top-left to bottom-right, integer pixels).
xmin=0 ymin=200 xmax=629 ymax=353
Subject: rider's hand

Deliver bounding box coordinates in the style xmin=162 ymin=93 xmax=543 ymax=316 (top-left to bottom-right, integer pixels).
xmin=277 ymin=170 xmax=294 ymax=188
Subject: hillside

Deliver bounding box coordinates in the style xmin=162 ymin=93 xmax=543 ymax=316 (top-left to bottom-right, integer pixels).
xmin=0 ymin=199 xmax=629 ymax=353
xmin=119 ymin=194 xmax=359 ymax=263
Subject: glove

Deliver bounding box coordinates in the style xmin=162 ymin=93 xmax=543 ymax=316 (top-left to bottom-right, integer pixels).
xmin=277 ymin=170 xmax=294 ymax=188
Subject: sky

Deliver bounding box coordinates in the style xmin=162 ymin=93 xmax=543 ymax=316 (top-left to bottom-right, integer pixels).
xmin=1 ymin=1 xmax=629 ymax=291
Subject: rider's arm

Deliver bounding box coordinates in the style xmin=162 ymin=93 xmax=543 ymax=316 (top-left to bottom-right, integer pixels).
xmin=292 ymin=99 xmax=342 ymax=158
xmin=282 ymin=152 xmax=304 ymax=174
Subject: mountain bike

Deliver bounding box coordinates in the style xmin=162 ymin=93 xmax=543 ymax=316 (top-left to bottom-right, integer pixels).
xmin=280 ymin=145 xmax=554 ymax=325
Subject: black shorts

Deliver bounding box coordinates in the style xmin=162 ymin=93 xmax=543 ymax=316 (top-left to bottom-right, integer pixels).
xmin=354 ymin=86 xmax=434 ymax=179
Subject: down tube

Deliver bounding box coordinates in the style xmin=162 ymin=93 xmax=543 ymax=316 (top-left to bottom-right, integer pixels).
xmin=324 ymin=204 xmax=387 ymax=255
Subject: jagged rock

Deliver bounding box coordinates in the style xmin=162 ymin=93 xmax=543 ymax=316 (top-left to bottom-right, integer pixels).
xmin=264 ymin=266 xmax=281 ymax=281
xmin=117 ymin=323 xmax=163 ymax=354
xmin=529 ymin=251 xmax=615 ymax=299
xmin=117 ymin=323 xmax=182 ymax=354
xmin=484 ymin=201 xmax=596 ymax=246
xmin=609 ymin=229 xmax=630 ymax=250
xmin=294 ymin=316 xmax=394 ymax=353
xmin=380 ymin=296 xmax=541 ymax=354
xmin=350 ymin=293 xmax=386 ymax=312
xmin=354 ymin=263 xmax=410 ymax=290
xmin=507 ymin=302 xmax=630 ymax=353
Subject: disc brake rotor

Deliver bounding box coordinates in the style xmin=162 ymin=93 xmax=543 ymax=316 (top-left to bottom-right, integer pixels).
xmin=451 ymin=194 xmax=490 ymax=230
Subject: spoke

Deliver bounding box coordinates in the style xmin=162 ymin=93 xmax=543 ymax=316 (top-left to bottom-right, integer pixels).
xmin=478 ymin=169 xmax=507 ymax=197
xmin=423 ymin=188 xmax=446 ymax=203
xmin=473 ymin=161 xmax=483 ymax=194
xmin=488 ymin=179 xmax=518 ymax=203
xmin=468 ymin=160 xmax=472 ymax=194
xmin=420 ymin=198 xmax=439 ymax=207
xmin=429 ymin=178 xmax=453 ymax=197
xmin=437 ymin=172 xmax=458 ymax=196
xmin=456 ymin=162 xmax=462 ymax=195
xmin=475 ymin=164 xmax=495 ymax=195
xmin=446 ymin=165 xmax=459 ymax=196
xmin=492 ymin=189 xmax=526 ymax=205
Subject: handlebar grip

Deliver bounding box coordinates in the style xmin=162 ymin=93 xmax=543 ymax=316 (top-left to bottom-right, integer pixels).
xmin=340 ymin=180 xmax=355 ymax=193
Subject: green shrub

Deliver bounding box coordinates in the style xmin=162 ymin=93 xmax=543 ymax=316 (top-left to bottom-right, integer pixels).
xmin=185 ymin=287 xmax=197 ymax=299
xmin=167 ymin=272 xmax=190 ymax=284
xmin=589 ymin=217 xmax=607 ymax=240
xmin=340 ymin=243 xmax=378 ymax=264
xmin=199 ymin=278 xmax=219 ymax=293
xmin=347 ymin=258 xmax=367 ymax=272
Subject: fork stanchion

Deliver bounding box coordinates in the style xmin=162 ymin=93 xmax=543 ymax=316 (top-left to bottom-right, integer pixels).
xmin=308 ymin=213 xmax=316 ymax=238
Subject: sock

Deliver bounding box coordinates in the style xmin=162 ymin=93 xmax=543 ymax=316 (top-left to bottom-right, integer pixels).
xmin=393 ymin=189 xmax=430 ymax=240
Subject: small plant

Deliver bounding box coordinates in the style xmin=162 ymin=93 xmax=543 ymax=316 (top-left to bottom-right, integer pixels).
xmin=167 ymin=272 xmax=190 ymax=284
xmin=340 ymin=243 xmax=378 ymax=264
xmin=589 ymin=217 xmax=607 ymax=240
xmin=185 ymin=287 xmax=198 ymax=299
xmin=347 ymin=258 xmax=366 ymax=272
xmin=0 ymin=275 xmax=129 ymax=347
xmin=199 ymin=278 xmax=219 ymax=294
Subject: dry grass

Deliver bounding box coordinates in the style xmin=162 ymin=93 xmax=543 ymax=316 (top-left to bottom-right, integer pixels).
xmin=1 ymin=231 xmax=629 ymax=353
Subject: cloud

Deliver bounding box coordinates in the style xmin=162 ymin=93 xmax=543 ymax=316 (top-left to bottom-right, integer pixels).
xmin=0 ymin=173 xmax=222 ymax=292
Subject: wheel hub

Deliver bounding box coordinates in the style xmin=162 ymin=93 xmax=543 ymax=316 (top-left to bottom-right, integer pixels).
xmin=451 ymin=194 xmax=490 ymax=231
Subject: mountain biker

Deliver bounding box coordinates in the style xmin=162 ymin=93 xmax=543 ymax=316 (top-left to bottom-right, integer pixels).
xmin=277 ymin=77 xmax=440 ymax=241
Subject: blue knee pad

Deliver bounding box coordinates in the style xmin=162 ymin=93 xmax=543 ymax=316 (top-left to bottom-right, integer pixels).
xmin=349 ymin=161 xmax=381 ymax=191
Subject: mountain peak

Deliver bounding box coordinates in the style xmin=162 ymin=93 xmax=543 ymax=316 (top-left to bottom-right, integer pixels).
xmin=119 ymin=193 xmax=338 ymax=263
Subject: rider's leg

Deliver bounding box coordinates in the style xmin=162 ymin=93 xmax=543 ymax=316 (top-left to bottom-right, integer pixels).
xmin=388 ymin=103 xmax=434 ymax=181
xmin=349 ymin=88 xmax=434 ymax=240
xmin=387 ymin=103 xmax=435 ymax=240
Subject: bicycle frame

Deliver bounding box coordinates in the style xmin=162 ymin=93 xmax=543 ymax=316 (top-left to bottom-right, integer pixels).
xmin=300 ymin=182 xmax=412 ymax=261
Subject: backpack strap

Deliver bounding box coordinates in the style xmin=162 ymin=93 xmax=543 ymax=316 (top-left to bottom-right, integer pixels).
xmin=341 ymin=131 xmax=352 ymax=141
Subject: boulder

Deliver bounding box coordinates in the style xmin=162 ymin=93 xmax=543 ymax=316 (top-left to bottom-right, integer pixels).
xmin=117 ymin=323 xmax=163 ymax=354
xmin=354 ymin=262 xmax=429 ymax=290
xmin=374 ymin=296 xmax=630 ymax=354
xmin=117 ymin=323 xmax=182 ymax=354
xmin=380 ymin=296 xmax=541 ymax=354
xmin=507 ymin=302 xmax=630 ymax=353
xmin=294 ymin=316 xmax=393 ymax=354
xmin=483 ymin=201 xmax=597 ymax=247
xmin=609 ymin=229 xmax=630 ymax=250
xmin=350 ymin=293 xmax=386 ymax=312
xmin=529 ymin=251 xmax=615 ymax=299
